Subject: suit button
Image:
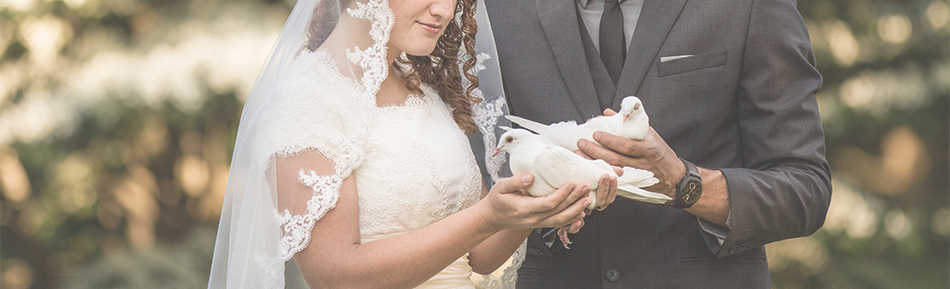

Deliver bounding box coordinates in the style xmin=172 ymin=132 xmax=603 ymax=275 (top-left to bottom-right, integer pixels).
xmin=605 ymin=268 xmax=620 ymax=282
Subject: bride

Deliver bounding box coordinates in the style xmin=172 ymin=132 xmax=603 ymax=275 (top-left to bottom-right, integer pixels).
xmin=208 ymin=0 xmax=618 ymax=288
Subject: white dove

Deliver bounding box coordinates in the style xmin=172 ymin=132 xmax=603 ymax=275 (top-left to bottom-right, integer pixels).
xmin=493 ymin=128 xmax=671 ymax=248
xmin=505 ymin=96 xmax=649 ymax=151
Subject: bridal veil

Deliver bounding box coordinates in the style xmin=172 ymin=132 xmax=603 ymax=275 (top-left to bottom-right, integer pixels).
xmin=207 ymin=0 xmax=518 ymax=287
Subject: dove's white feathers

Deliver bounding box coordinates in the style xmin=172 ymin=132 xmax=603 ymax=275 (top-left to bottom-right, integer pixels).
xmin=506 ymin=96 xmax=650 ymax=151
xmin=616 ymin=167 xmax=669 ymax=204
xmin=494 ymin=129 xmax=670 ymax=208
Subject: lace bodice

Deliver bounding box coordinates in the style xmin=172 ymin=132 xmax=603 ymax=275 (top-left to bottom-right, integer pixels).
xmin=356 ymin=85 xmax=483 ymax=289
xmin=355 ymin=84 xmax=482 ymax=238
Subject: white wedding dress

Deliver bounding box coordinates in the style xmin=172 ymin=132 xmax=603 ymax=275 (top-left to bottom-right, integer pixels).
xmin=265 ymin=50 xmax=483 ymax=288
xmin=210 ymin=2 xmax=520 ymax=286
xmin=354 ymin=67 xmax=483 ymax=288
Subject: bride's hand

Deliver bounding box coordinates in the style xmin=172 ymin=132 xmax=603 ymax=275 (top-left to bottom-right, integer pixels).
xmin=478 ymin=174 xmax=591 ymax=231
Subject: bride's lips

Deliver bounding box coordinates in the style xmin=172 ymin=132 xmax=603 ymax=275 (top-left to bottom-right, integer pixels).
xmin=417 ymin=21 xmax=441 ymax=35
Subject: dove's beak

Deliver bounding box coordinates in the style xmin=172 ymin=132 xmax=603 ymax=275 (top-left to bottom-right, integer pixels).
xmin=622 ymin=112 xmax=631 ymax=122
xmin=492 ymin=147 xmax=502 ymax=157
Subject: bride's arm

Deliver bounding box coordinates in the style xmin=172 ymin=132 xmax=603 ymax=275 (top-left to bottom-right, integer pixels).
xmin=467 ymin=184 xmax=532 ymax=275
xmin=467 ymin=176 xmax=619 ymax=274
xmin=281 ymin=152 xmax=591 ymax=289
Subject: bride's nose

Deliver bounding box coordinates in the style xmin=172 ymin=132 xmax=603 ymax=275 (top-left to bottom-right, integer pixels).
xmin=429 ymin=0 xmax=455 ymax=20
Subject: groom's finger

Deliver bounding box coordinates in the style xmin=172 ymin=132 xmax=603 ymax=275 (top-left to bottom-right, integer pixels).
xmin=593 ymin=131 xmax=642 ymax=156
xmin=594 ymin=128 xmax=663 ymax=158
xmin=605 ymin=176 xmax=619 ymax=209
xmin=572 ymin=148 xmax=594 ymax=160
xmin=579 ymin=138 xmax=637 ymax=167
xmin=579 ymin=134 xmax=654 ymax=169
xmin=593 ymin=174 xmax=610 ymax=208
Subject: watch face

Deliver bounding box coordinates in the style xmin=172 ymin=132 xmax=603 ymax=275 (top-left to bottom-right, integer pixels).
xmin=681 ymin=179 xmax=702 ymax=204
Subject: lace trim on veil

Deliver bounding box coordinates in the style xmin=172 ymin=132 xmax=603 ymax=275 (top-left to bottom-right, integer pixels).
xmin=468 ymin=52 xmax=525 ymax=289
xmin=346 ymin=0 xmax=394 ymax=96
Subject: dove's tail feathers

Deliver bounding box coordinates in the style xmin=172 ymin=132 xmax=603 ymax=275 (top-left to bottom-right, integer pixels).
xmin=617 ymin=185 xmax=672 ymax=204
xmin=617 ymin=167 xmax=659 ymax=187
xmin=505 ymin=115 xmax=548 ymax=134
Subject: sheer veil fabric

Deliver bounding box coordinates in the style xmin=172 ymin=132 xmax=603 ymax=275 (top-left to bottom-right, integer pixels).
xmin=207 ymin=0 xmax=519 ymax=288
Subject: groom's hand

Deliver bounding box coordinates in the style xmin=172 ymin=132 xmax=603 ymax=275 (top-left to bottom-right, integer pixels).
xmin=576 ymin=128 xmax=686 ymax=199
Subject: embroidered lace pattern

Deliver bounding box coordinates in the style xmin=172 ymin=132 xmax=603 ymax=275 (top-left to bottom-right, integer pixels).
xmin=346 ymin=0 xmax=394 ymax=96
xmin=469 ymin=53 xmax=508 ymax=184
xmin=355 ymin=84 xmax=481 ymax=237
xmin=275 ymin=170 xmax=343 ymax=260
xmin=467 ymin=52 xmax=524 ymax=289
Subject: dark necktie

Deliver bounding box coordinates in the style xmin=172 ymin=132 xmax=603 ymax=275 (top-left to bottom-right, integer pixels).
xmin=599 ymin=0 xmax=625 ymax=85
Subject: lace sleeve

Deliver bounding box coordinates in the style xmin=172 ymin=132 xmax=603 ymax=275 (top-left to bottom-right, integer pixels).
xmin=209 ymin=1 xmax=397 ymax=288
xmin=260 ymin=51 xmax=374 ymax=267
xmin=272 ymin=168 xmax=344 ymax=261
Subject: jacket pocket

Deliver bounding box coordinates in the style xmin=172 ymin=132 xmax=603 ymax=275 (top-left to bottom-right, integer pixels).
xmin=680 ymin=253 xmax=766 ymax=266
xmin=657 ymin=50 xmax=727 ymax=77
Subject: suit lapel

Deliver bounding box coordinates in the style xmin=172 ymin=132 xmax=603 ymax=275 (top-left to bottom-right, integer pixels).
xmin=613 ymin=0 xmax=688 ymax=107
xmin=536 ymin=0 xmax=601 ymax=120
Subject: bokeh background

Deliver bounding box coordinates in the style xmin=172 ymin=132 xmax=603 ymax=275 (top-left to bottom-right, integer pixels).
xmin=0 ymin=0 xmax=947 ymax=288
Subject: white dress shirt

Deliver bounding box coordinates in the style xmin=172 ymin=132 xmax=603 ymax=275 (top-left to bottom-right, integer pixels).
xmin=576 ymin=0 xmax=644 ymax=52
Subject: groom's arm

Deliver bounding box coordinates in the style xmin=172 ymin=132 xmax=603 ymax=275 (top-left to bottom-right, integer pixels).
xmin=578 ymin=0 xmax=830 ymax=258
xmin=706 ymin=0 xmax=831 ymax=258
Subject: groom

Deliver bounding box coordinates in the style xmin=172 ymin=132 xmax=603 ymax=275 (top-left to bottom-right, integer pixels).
xmin=485 ymin=0 xmax=831 ymax=288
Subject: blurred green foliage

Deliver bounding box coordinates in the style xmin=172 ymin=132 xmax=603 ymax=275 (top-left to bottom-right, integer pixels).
xmin=0 ymin=0 xmax=947 ymax=288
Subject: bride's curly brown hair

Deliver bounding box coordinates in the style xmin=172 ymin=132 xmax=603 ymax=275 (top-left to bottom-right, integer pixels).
xmin=400 ymin=0 xmax=480 ymax=135
xmin=307 ymin=0 xmax=481 ymax=135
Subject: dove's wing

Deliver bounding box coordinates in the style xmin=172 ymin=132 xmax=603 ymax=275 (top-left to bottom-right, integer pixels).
xmin=615 ymin=167 xmax=669 ymax=204
xmin=616 ymin=185 xmax=672 ymax=204
xmin=532 ymin=146 xmax=607 ymax=189
xmin=505 ymin=115 xmax=549 ymax=135
xmin=525 ymin=174 xmax=560 ymax=197
xmin=582 ymin=114 xmax=621 ymax=134
xmin=505 ymin=140 xmax=560 ymax=197
xmin=546 ymin=115 xmax=623 ymax=150
xmin=544 ymin=121 xmax=586 ymax=151
xmin=533 ymin=146 xmax=612 ymax=209
xmin=617 ymin=167 xmax=659 ymax=187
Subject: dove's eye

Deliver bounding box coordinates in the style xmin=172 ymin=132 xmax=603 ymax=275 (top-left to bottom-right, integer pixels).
xmin=634 ymin=103 xmax=641 ymax=110
xmin=505 ymin=136 xmax=513 ymax=143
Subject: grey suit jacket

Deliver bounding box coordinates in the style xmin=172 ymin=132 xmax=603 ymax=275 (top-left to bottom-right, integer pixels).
xmin=484 ymin=0 xmax=832 ymax=288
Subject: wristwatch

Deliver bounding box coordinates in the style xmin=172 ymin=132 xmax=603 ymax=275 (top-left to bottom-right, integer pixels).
xmin=670 ymin=159 xmax=702 ymax=209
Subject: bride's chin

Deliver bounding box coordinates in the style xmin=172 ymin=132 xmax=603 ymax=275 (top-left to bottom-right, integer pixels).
xmin=405 ymin=49 xmax=437 ymax=57
xmin=401 ymin=42 xmax=439 ymax=57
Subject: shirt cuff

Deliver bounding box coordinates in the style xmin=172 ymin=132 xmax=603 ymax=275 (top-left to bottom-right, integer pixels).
xmin=697 ymin=213 xmax=731 ymax=253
